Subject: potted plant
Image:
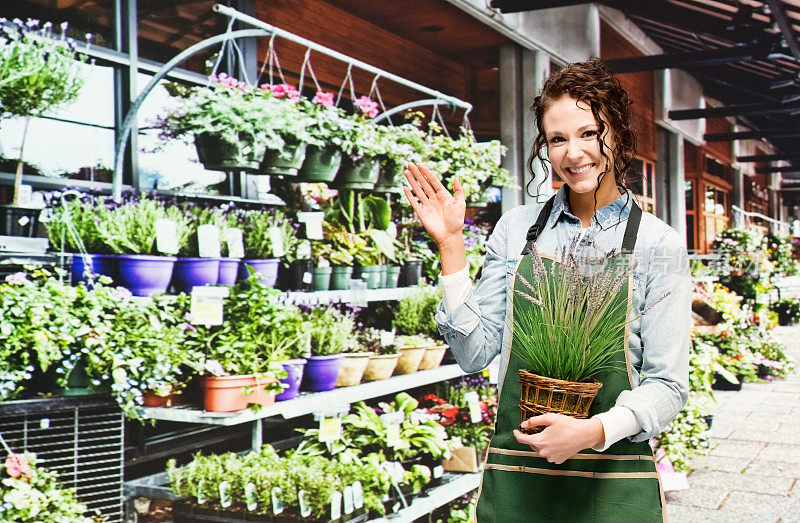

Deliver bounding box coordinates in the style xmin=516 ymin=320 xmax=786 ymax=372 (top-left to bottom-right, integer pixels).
xmin=336 ymin=97 xmax=387 ymax=190
xmin=172 ymin=205 xmax=228 ymax=293
xmin=0 ymin=20 xmax=88 ymax=237
xmin=239 ymin=208 xmax=294 ymax=286
xmin=375 ymin=116 xmax=429 ymax=193
xmin=770 ymin=297 xmax=800 ymax=326
xmin=392 ymin=285 xmax=442 ymax=337
xmin=296 ymin=90 xmax=349 ymax=182
xmin=300 ymin=306 xmax=358 ymax=392
xmin=43 ymin=192 xmax=117 ymax=283
xmin=256 ymin=83 xmax=321 ymax=176
xmin=396 ymin=220 xmax=426 ymax=287
xmin=425 ymin=124 xmax=513 ymax=206
xmin=310 ymin=240 xmax=333 ymax=292
xmin=95 ymin=195 xmax=191 ymax=296
xmin=359 ymin=328 xmax=400 ymax=382
xmin=324 ymin=222 xmax=358 ymax=290
xmin=393 ymin=334 xmax=437 ymax=375
xmin=156 ymin=74 xmax=285 ymax=172
xmin=0 ymin=452 xmax=94 ymax=522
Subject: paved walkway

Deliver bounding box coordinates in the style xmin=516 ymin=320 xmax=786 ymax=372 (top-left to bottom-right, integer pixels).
xmin=666 ymin=326 xmax=800 ymax=522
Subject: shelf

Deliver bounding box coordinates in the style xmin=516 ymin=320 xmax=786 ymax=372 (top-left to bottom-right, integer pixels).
xmin=139 ymin=364 xmax=467 ymax=426
xmin=286 ymin=286 xmax=417 ymax=304
xmin=375 ymin=472 xmax=481 ymax=522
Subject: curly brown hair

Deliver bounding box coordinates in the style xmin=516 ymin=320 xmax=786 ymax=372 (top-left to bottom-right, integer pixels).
xmin=527 ymin=58 xmax=637 ymax=201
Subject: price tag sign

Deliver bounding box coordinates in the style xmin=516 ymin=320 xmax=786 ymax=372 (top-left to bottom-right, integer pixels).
xmin=352 ymin=482 xmax=364 ymax=509
xmin=196 ymin=479 xmax=206 ymax=504
xmin=302 ymin=271 xmax=313 ymax=284
xmin=318 ymin=416 xmax=342 ymax=443
xmin=380 ymin=330 xmax=396 ymax=347
xmin=350 ymin=278 xmax=368 ymax=307
xmin=330 ymin=491 xmax=342 ymax=520
xmin=155 ymin=218 xmax=179 ymax=255
xmin=343 ymin=485 xmax=354 ymax=514
xmin=269 ymin=226 xmax=286 ymax=257
xmin=224 ymin=228 xmax=245 ymax=259
xmin=298 ymin=490 xmax=312 ymax=518
xmin=219 ymin=481 xmax=232 ymax=508
xmin=297 ymin=211 xmax=324 ymax=240
xmin=190 ymin=286 xmax=229 ymax=326
xmin=381 ymin=412 xmax=403 ymax=447
xmin=245 ymin=482 xmax=257 ymax=511
xmin=487 ymin=359 xmax=500 ymax=384
xmin=271 ymin=487 xmax=283 ymax=514
xmin=198 ymin=224 xmax=221 ymax=258
xmin=17 ymin=184 xmax=32 ymax=207
xmin=464 ymin=391 xmax=482 ymax=423
xmin=433 ymin=465 xmax=444 ymax=479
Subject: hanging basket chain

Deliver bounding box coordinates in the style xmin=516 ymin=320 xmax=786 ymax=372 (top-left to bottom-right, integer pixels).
xmin=369 ymin=75 xmax=393 ymax=126
xmin=302 ymin=49 xmax=323 ymax=93
xmin=209 ymin=18 xmax=236 ymax=79
xmin=335 ymin=63 xmax=355 ymax=107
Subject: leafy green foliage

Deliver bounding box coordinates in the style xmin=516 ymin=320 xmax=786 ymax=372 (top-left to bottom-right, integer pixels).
xmin=655 ymin=394 xmax=709 ymax=471
xmin=96 ymin=196 xmax=192 ymax=255
xmin=392 ymin=285 xmax=442 ymax=338
xmin=304 ymin=306 xmax=358 ymax=356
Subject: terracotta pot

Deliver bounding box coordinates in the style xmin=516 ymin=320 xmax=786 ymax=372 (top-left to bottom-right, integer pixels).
xmin=142 ymin=391 xmax=182 ymax=408
xmin=362 ymin=353 xmax=400 ymax=382
xmin=393 ymin=346 xmax=427 ymax=375
xmin=334 ymin=352 xmax=372 ymax=387
xmin=417 ymin=345 xmax=448 ymax=370
xmin=203 ymin=375 xmax=276 ymax=412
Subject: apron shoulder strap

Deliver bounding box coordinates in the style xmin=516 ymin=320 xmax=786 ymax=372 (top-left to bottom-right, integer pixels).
xmin=621 ymin=200 xmax=642 ymax=254
xmin=521 ymin=196 xmax=556 ymax=255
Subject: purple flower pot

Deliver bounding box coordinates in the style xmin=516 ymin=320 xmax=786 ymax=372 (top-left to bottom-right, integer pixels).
xmin=217 ymin=258 xmax=241 ymax=286
xmin=300 ymin=354 xmax=343 ymax=392
xmin=276 ymin=358 xmax=307 ymax=401
xmin=71 ymin=253 xmax=118 ymax=284
xmin=117 ymin=254 xmax=176 ymax=296
xmin=238 ymin=258 xmax=280 ymax=287
xmin=171 ymin=257 xmax=221 ymax=293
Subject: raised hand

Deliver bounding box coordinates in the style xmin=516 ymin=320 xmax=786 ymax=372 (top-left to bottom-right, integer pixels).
xmin=402 ymin=162 xmax=466 ymax=247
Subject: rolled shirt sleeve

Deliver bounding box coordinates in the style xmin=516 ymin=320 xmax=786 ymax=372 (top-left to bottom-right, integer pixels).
xmin=435 ymin=213 xmax=511 ymax=374
xmin=616 ymin=227 xmax=691 ymax=441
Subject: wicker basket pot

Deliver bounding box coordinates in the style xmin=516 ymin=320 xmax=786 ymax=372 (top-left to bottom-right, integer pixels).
xmin=417 ymin=345 xmax=448 ymax=370
xmin=393 ymin=346 xmax=427 ymax=375
xmin=518 ymin=369 xmax=602 ymax=434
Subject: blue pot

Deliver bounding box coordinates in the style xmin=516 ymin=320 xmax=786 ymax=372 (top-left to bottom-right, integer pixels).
xmin=276 ymin=358 xmax=307 ymax=401
xmin=238 ymin=258 xmax=280 ymax=287
xmin=217 ymin=258 xmax=240 ymax=286
xmin=300 ymin=354 xmax=343 ymax=392
xmin=71 ymin=253 xmax=118 ymax=285
xmin=171 ymin=257 xmax=220 ymax=293
xmin=117 ymin=254 xmax=176 ymax=296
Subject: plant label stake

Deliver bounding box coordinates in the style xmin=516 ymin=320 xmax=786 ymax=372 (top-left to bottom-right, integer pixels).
xmin=219 ymin=480 xmax=232 ymax=508
xmin=318 ymin=416 xmax=342 ymax=443
xmin=380 ymin=330 xmax=396 ymax=347
xmin=271 ymin=487 xmax=283 ymax=514
xmin=190 ymin=286 xmax=230 ymax=326
xmin=245 ymin=482 xmax=257 ymax=511
xmin=16 ymin=184 xmax=32 ymax=207
xmin=330 ymin=491 xmax=342 ymax=520
xmin=433 ymin=465 xmax=444 ymax=479
xmin=269 ymin=226 xmax=286 ymax=257
xmin=381 ymin=412 xmax=403 ymax=447
xmin=297 ymin=211 xmax=325 ymax=239
xmin=298 ymin=490 xmax=311 ymax=518
xmin=197 ymin=224 xmax=222 ymax=258
xmin=352 ymin=481 xmax=364 ymax=509
xmin=155 ymin=218 xmax=179 ymax=255
xmin=350 ymin=278 xmax=368 ymax=307
xmin=464 ymin=391 xmax=482 ymax=423
xmin=343 ymin=485 xmax=354 ymax=514
xmin=196 ymin=479 xmax=206 ymax=505
xmin=224 ymin=228 xmax=245 ymax=259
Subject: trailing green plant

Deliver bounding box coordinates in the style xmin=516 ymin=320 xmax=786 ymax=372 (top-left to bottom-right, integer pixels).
xmin=654 ymin=394 xmax=709 ymax=471
xmin=43 ymin=192 xmax=111 ymax=254
xmin=763 ymin=234 xmax=799 ymax=276
xmin=392 ymin=285 xmax=443 ymax=337
xmin=510 ymin=243 xmax=665 ymax=382
xmin=1 ymin=452 xmax=94 ymax=522
xmin=304 ymin=306 xmax=358 ymax=356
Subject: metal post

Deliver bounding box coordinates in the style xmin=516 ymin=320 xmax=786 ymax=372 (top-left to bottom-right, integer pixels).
xmin=499 ymin=45 xmax=523 ymax=213
xmin=666 ymin=131 xmax=687 ymax=246
xmin=521 ymin=49 xmax=551 ymax=204
xmin=251 ymin=419 xmax=263 ymax=450
xmin=114 ymin=0 xmax=138 ymax=191
xmin=732 ymin=166 xmax=745 ymax=228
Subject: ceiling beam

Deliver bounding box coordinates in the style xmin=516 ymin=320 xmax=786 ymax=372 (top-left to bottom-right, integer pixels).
xmin=705 ymin=128 xmax=800 ymax=141
xmin=738 ymin=153 xmax=800 ymax=162
xmin=765 ymin=0 xmax=800 ymax=62
xmin=606 ymin=45 xmax=770 ymax=74
xmin=668 ymin=102 xmax=800 ymax=120
xmin=488 ymin=0 xmax=592 ymax=13
xmin=757 ymin=165 xmax=800 ymax=174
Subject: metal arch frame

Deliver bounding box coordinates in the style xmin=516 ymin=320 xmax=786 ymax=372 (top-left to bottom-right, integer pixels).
xmin=112 ymin=28 xmax=269 ymax=197
xmin=113 ymin=5 xmax=475 ymax=197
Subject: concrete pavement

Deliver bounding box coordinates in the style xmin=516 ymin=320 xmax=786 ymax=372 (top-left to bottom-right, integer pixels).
xmin=666 ymin=326 xmax=800 ymax=522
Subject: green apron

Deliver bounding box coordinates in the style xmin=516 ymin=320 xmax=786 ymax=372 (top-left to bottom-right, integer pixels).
xmin=475 ymin=196 xmax=666 ymax=522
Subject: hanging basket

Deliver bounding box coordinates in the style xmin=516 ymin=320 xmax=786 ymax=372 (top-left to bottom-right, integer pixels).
xmin=194 ymin=132 xmax=265 ymax=172
xmin=518 ymin=370 xmax=602 ymax=434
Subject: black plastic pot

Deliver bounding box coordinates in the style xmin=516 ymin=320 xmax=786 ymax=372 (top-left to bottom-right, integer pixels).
xmin=711 ymin=372 xmax=743 ymax=391
xmin=0 ymin=204 xmax=39 ymax=237
xmin=401 ymin=260 xmax=423 ymax=287
xmin=278 ymin=259 xmax=313 ymax=291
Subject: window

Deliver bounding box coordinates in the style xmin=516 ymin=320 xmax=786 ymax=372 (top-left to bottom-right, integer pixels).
xmin=629 ymin=158 xmax=656 ymax=213
xmin=685 ymin=180 xmax=696 ymax=251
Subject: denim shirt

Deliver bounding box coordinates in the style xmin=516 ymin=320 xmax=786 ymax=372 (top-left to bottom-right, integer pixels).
xmin=435 ymin=185 xmax=691 ymax=442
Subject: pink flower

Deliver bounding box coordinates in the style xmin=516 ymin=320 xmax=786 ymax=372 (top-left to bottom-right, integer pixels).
xmin=5 ymin=454 xmax=32 ymax=480
xmin=4 ymin=272 xmax=27 ymax=285
xmin=211 ymin=72 xmax=246 ymax=90
xmin=269 ymin=83 xmax=300 ymax=102
xmin=354 ymin=96 xmax=379 ymax=118
xmin=313 ymin=90 xmax=335 ymax=107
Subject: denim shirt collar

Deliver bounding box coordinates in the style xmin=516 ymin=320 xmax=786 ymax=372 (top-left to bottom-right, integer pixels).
xmin=548 ymin=184 xmax=634 ymax=231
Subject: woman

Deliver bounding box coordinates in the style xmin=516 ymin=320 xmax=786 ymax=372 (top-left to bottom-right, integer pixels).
xmin=402 ymin=59 xmax=689 ymax=521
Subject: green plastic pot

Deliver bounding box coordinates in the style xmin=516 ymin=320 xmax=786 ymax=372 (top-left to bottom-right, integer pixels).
xmin=385 ymin=265 xmax=401 ymax=288
xmin=330 ymin=265 xmax=353 ymax=290
xmin=297 ymin=145 xmax=343 ymax=182
xmin=336 ymin=156 xmax=380 ymax=189
xmin=62 ymin=359 xmax=92 ymax=396
xmin=194 ymin=132 xmax=266 ymax=172
xmin=356 ymin=265 xmax=382 ymax=289
xmin=312 ymin=266 xmax=332 ymax=291
xmin=260 ymin=141 xmax=307 ymax=176
xmin=379 ymin=264 xmax=388 ymax=288
xmin=373 ymin=160 xmax=403 ymax=193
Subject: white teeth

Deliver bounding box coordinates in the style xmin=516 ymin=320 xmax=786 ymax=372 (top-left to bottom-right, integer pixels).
xmin=568 ymin=164 xmax=591 ymax=174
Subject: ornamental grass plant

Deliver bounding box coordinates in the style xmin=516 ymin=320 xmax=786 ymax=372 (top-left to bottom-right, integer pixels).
xmin=511 ymin=239 xmax=666 ymax=383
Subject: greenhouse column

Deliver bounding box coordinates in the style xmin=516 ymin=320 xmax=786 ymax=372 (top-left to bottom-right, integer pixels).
xmin=522 ymin=49 xmax=552 ymax=204
xmin=732 ymin=166 xmax=745 ymax=228
xmin=660 ymin=129 xmax=687 ymax=247
xmin=499 ymin=45 xmax=524 ymax=213
xmin=769 ymin=172 xmax=782 ymax=234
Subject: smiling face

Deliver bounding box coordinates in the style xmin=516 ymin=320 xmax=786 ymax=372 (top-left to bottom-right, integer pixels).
xmin=542 ymin=95 xmax=618 ymax=199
